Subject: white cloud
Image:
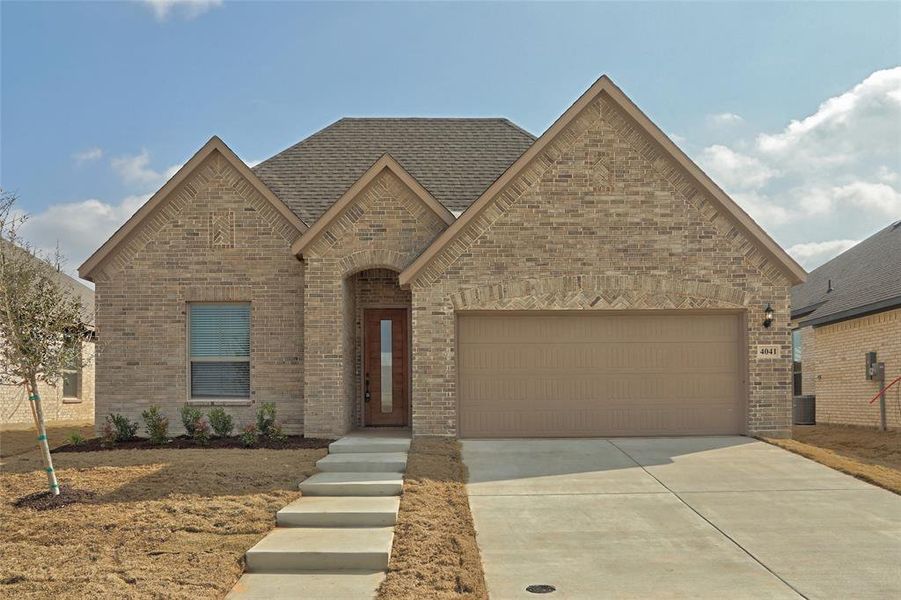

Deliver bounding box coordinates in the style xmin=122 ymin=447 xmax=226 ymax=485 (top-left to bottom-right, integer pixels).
xmin=18 ymin=195 xmax=148 ymax=277
xmin=692 ymin=67 xmax=901 ymax=252
xmin=72 ymin=147 xmax=103 ymax=164
xmin=699 ymin=145 xmax=778 ymax=190
xmin=143 ymin=0 xmax=223 ymax=21
xmin=708 ymin=112 xmax=744 ymax=126
xmin=111 ymin=150 xmax=181 ymax=189
xmin=787 ymin=239 xmax=860 ymax=269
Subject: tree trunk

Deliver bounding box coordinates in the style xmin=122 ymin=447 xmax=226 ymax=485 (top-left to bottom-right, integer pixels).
xmin=26 ymin=378 xmax=60 ymax=496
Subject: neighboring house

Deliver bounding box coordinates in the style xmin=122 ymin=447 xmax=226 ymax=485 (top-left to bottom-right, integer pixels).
xmin=78 ymin=76 xmax=805 ymax=439
xmin=791 ymin=222 xmax=901 ymax=428
xmin=1 ymin=240 xmax=96 ymax=425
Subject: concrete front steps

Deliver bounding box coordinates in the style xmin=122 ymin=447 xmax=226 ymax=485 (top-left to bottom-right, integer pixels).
xmin=227 ymin=431 xmax=410 ymax=600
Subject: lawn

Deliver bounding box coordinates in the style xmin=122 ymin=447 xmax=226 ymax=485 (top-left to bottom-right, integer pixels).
xmin=766 ymin=424 xmax=901 ymax=494
xmin=0 ymin=439 xmax=326 ymax=598
xmin=1 ymin=421 xmax=95 ymax=458
xmin=377 ymin=437 xmax=487 ymax=600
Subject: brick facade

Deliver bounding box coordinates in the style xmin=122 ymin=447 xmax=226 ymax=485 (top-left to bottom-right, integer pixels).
xmin=1 ymin=341 xmax=95 ymax=425
xmin=799 ymin=308 xmax=900 ymax=428
xmin=409 ymin=91 xmax=794 ymax=437
xmin=90 ymin=150 xmax=305 ymax=435
xmin=300 ymin=168 xmax=448 ymax=437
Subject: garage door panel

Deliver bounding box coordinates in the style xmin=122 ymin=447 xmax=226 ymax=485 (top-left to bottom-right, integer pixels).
xmin=458 ymin=313 xmax=743 ymax=438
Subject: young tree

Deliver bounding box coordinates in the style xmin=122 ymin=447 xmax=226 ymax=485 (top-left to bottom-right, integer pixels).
xmin=0 ymin=190 xmax=90 ymax=495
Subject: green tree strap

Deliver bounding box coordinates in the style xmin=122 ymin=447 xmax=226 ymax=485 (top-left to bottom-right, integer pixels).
xmin=50 ymin=483 xmax=60 ymax=489
xmin=45 ymin=466 xmax=54 ymax=473
xmin=37 ymin=434 xmax=47 ymax=441
xmin=29 ymin=394 xmax=38 ymax=401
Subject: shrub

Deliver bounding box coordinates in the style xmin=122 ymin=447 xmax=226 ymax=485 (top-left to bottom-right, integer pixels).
xmin=192 ymin=417 xmax=211 ymax=446
xmin=107 ymin=413 xmax=138 ymax=442
xmin=208 ymin=407 xmax=234 ymax=438
xmin=240 ymin=424 xmax=258 ymax=448
xmin=67 ymin=432 xmax=85 ymax=446
xmin=267 ymin=421 xmax=288 ymax=444
xmin=180 ymin=405 xmax=203 ymax=436
xmin=141 ymin=405 xmax=169 ymax=445
xmin=256 ymin=402 xmax=277 ymax=438
xmin=100 ymin=420 xmax=116 ymax=448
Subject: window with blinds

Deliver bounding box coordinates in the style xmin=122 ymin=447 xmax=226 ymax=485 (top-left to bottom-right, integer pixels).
xmin=189 ymin=303 xmax=250 ymax=400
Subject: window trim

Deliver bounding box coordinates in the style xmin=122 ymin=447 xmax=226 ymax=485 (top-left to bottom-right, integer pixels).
xmin=186 ymin=302 xmax=251 ymax=405
xmin=61 ymin=339 xmax=82 ymax=401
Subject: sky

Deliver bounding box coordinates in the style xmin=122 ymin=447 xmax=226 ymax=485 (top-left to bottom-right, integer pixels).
xmin=2 ymin=0 xmax=900 ymax=277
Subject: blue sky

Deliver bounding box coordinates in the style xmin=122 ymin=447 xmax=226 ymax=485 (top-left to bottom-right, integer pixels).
xmin=2 ymin=1 xmax=899 ymax=274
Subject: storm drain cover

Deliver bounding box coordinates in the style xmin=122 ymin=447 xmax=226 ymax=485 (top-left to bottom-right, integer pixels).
xmin=526 ymin=584 xmax=556 ymax=594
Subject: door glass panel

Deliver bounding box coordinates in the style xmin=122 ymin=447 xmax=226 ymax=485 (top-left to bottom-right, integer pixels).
xmin=380 ymin=319 xmax=393 ymax=413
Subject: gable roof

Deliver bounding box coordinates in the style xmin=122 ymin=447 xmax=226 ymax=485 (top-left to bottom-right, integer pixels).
xmin=252 ymin=118 xmax=535 ymax=225
xmin=292 ymin=154 xmax=455 ymax=256
xmin=399 ymin=75 xmax=807 ymax=287
xmin=791 ymin=221 xmax=901 ymax=326
xmin=1 ymin=238 xmax=95 ymax=327
xmin=78 ymin=136 xmax=306 ymax=281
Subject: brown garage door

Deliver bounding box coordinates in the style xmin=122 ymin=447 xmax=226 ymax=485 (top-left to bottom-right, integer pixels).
xmin=457 ymin=313 xmax=744 ymax=438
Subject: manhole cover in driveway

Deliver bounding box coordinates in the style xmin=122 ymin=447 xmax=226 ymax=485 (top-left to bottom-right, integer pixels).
xmin=526 ymin=584 xmax=556 ymax=594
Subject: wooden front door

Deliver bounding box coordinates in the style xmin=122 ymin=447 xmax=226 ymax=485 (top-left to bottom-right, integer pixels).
xmin=363 ymin=308 xmax=409 ymax=427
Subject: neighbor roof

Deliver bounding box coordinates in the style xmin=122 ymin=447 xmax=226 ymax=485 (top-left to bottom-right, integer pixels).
xmin=792 ymin=221 xmax=901 ymax=326
xmin=1 ymin=238 xmax=95 ymax=326
xmin=252 ymin=118 xmax=535 ymax=225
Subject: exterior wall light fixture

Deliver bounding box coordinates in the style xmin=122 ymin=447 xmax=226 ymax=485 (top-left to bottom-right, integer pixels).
xmin=763 ymin=303 xmax=774 ymax=328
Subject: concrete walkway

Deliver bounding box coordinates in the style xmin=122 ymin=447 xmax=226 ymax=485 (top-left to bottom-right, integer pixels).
xmin=228 ymin=431 xmax=410 ymax=600
xmin=463 ymin=437 xmax=901 ymax=599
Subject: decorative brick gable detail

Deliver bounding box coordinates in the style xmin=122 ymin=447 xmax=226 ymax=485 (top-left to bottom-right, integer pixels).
xmin=301 ymin=169 xmax=448 ymax=437
xmin=92 ymin=150 xmax=304 ymax=435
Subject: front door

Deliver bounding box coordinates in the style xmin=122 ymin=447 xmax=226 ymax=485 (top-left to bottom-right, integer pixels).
xmin=363 ymin=308 xmax=409 ymax=427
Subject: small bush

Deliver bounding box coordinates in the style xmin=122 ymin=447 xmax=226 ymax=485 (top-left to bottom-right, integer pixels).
xmin=107 ymin=413 xmax=138 ymax=442
xmin=256 ymin=402 xmax=277 ymax=437
xmin=100 ymin=420 xmax=116 ymax=448
xmin=192 ymin=417 xmax=211 ymax=446
xmin=267 ymin=421 xmax=288 ymax=444
xmin=208 ymin=407 xmax=234 ymax=438
xmin=240 ymin=424 xmax=258 ymax=448
xmin=141 ymin=405 xmax=169 ymax=445
xmin=180 ymin=405 xmax=203 ymax=436
xmin=67 ymin=432 xmax=85 ymax=446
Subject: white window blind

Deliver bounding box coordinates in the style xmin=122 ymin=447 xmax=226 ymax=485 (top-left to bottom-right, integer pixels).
xmin=189 ymin=303 xmax=250 ymax=399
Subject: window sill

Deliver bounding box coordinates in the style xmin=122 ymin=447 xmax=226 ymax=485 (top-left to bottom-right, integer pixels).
xmin=187 ymin=398 xmax=252 ymax=407
xmin=62 ymin=397 xmax=82 ymax=404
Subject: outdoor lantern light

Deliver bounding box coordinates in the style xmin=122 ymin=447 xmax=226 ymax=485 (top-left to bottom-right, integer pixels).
xmin=763 ymin=303 xmax=774 ymax=328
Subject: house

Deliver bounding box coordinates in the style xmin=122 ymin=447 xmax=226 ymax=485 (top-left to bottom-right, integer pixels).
xmin=78 ymin=76 xmax=805 ymax=439
xmin=791 ymin=222 xmax=901 ymax=428
xmin=1 ymin=240 xmax=96 ymax=425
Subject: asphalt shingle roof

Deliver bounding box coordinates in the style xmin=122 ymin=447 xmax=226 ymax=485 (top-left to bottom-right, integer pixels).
xmin=791 ymin=221 xmax=901 ymax=326
xmin=252 ymin=118 xmax=536 ymax=225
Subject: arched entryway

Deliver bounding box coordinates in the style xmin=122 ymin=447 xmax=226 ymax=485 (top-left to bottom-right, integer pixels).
xmin=345 ymin=268 xmax=411 ymax=428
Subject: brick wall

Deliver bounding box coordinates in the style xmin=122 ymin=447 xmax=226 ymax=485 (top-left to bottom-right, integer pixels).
xmin=1 ymin=341 xmax=95 ymax=425
xmin=810 ymin=308 xmax=900 ymax=428
xmin=410 ymin=90 xmax=794 ymax=437
xmin=301 ymin=168 xmax=448 ymax=437
xmin=90 ymin=150 xmax=305 ymax=435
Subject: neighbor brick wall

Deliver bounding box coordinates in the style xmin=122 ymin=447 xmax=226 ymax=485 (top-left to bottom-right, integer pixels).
xmin=90 ymin=150 xmax=305 ymax=435
xmin=812 ymin=308 xmax=901 ymax=428
xmin=301 ymin=169 xmax=447 ymax=437
xmin=0 ymin=341 xmax=95 ymax=425
xmin=410 ymin=90 xmax=794 ymax=437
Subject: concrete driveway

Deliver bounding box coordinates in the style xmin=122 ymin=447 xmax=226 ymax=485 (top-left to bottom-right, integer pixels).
xmin=463 ymin=437 xmax=901 ymax=599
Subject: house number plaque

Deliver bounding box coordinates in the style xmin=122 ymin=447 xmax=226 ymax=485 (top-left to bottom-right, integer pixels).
xmin=756 ymin=345 xmax=781 ymax=359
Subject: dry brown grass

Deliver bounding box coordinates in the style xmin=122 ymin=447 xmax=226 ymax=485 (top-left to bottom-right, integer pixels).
xmin=0 ymin=445 xmax=325 ymax=598
xmin=765 ymin=424 xmax=901 ymax=495
xmin=377 ymin=437 xmax=487 ymax=600
xmin=1 ymin=421 xmax=94 ymax=458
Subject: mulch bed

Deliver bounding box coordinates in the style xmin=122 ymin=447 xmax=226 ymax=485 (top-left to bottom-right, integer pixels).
xmin=12 ymin=486 xmax=96 ymax=511
xmin=52 ymin=435 xmax=331 ymax=453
